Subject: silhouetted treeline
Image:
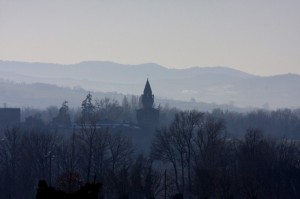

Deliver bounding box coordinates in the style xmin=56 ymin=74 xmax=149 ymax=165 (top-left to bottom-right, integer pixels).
xmin=152 ymin=111 xmax=300 ymax=198
xmin=19 ymin=97 xmax=300 ymax=139
xmin=211 ymin=108 xmax=300 ymax=138
xmin=1 ymin=94 xmax=300 ymax=198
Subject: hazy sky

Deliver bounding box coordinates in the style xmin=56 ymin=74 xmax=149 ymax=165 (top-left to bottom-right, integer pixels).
xmin=0 ymin=0 xmax=299 ymax=75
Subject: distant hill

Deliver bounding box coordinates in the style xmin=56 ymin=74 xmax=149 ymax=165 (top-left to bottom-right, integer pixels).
xmin=0 ymin=60 xmax=299 ymax=109
xmin=0 ymin=80 xmax=249 ymax=112
xmin=0 ymin=80 xmax=121 ymax=108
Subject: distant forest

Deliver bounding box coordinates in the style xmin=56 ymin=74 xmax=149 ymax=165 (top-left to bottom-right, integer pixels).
xmin=1 ymin=94 xmax=300 ymax=198
xmin=19 ymin=94 xmax=300 ymax=139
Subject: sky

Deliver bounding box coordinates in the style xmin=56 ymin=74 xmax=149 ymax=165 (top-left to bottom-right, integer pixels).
xmin=0 ymin=0 xmax=299 ymax=76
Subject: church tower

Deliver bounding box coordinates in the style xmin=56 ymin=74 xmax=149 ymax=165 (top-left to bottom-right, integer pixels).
xmin=141 ymin=79 xmax=154 ymax=109
xmin=137 ymin=79 xmax=159 ymax=129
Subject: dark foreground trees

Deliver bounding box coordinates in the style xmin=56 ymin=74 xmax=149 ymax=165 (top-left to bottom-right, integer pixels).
xmin=152 ymin=111 xmax=227 ymax=198
xmin=1 ymin=99 xmax=300 ymax=199
xmin=152 ymin=111 xmax=300 ymax=199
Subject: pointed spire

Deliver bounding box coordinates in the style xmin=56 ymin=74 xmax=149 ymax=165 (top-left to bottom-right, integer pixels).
xmin=143 ymin=78 xmax=152 ymax=95
xmin=141 ymin=78 xmax=154 ymax=109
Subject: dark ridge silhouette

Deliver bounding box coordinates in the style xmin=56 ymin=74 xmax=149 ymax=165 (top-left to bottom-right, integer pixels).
xmin=36 ymin=180 xmax=102 ymax=199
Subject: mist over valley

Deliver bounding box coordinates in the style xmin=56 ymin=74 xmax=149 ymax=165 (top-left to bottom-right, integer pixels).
xmin=0 ymin=60 xmax=299 ymax=110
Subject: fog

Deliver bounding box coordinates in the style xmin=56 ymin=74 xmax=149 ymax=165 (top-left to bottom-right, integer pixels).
xmin=0 ymin=60 xmax=299 ymax=109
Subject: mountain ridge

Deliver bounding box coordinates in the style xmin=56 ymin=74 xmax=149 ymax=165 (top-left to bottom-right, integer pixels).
xmin=0 ymin=60 xmax=299 ymax=109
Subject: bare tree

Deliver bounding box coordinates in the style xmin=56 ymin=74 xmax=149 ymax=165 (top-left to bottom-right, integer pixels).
xmin=95 ymin=97 xmax=123 ymax=122
xmin=0 ymin=127 xmax=22 ymax=198
xmin=52 ymin=101 xmax=71 ymax=128
xmin=130 ymin=154 xmax=164 ymax=199
xmin=106 ymin=131 xmax=133 ymax=198
xmin=152 ymin=127 xmax=180 ymax=193
xmin=121 ymin=96 xmax=132 ymax=122
xmin=77 ymin=93 xmax=99 ymax=182
xmin=55 ymin=131 xmax=82 ymax=193
xmin=152 ymin=110 xmax=203 ymax=196
xmin=91 ymin=128 xmax=109 ymax=181
xmin=22 ymin=130 xmax=60 ymax=184
xmin=170 ymin=110 xmax=203 ymax=195
xmin=192 ymin=115 xmax=226 ymax=199
xmin=237 ymin=128 xmax=277 ymax=199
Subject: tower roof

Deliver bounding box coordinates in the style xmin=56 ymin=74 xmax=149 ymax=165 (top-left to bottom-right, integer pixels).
xmin=143 ymin=78 xmax=152 ymax=95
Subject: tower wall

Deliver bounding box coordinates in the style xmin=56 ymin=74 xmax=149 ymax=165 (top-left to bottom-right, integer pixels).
xmin=137 ymin=108 xmax=159 ymax=128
